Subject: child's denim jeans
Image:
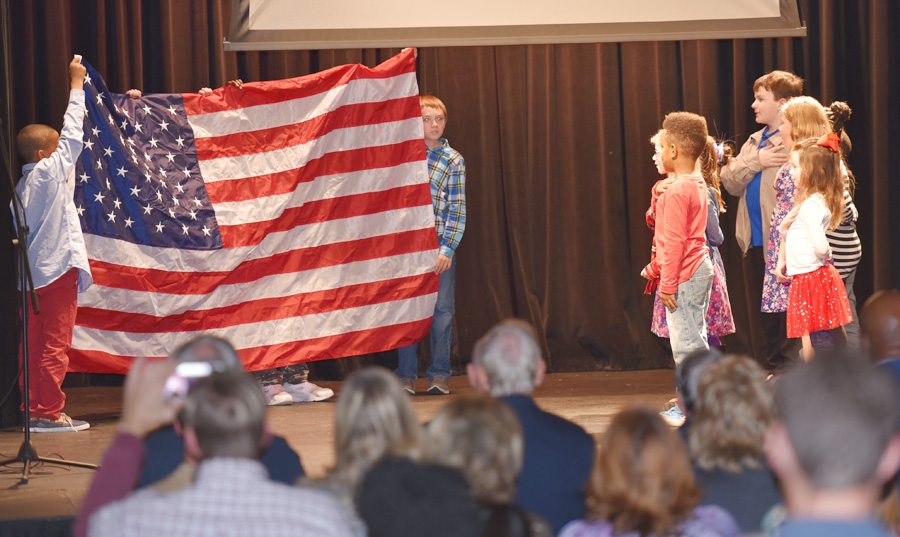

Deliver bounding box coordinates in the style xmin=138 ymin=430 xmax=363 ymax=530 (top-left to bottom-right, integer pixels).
xmin=666 ymin=257 xmax=714 ymax=364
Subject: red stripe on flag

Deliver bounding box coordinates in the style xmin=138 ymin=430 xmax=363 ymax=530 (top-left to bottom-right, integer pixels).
xmin=182 ymin=50 xmax=416 ymax=116
xmin=238 ymin=318 xmax=433 ymax=371
xmin=219 ymin=184 xmax=432 ymax=248
xmin=76 ymin=273 xmax=438 ymax=333
xmin=88 ymin=227 xmax=438 ymax=295
xmin=67 ymin=348 xmax=137 ymax=374
xmin=205 ymin=139 xmax=424 ymax=203
xmin=67 ymin=318 xmax=433 ymax=375
xmin=195 ymin=96 xmax=421 ymax=161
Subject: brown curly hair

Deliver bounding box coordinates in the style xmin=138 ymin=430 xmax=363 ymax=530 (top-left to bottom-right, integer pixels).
xmin=688 ymin=355 xmax=774 ymax=472
xmin=699 ymin=137 xmax=726 ymax=213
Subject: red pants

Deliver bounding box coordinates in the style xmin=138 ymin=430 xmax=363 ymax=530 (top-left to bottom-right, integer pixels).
xmin=19 ymin=268 xmax=78 ymax=421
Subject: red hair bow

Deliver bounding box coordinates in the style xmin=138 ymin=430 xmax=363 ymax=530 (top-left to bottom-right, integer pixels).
xmin=817 ymin=132 xmax=840 ymax=153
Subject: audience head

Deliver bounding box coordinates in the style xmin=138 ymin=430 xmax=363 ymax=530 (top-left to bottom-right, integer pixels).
xmin=587 ymin=406 xmax=701 ymax=536
xmin=780 ymin=96 xmax=830 ymax=149
xmin=424 ymin=395 xmax=523 ymax=504
xmin=16 ymin=124 xmax=59 ymax=165
xmin=861 ymin=290 xmax=900 ymax=361
xmin=689 ymin=355 xmax=774 ymax=472
xmin=660 ymin=112 xmax=709 ymax=170
xmin=331 ymin=367 xmax=420 ymax=489
xmin=675 ymin=347 xmax=724 ymax=416
xmin=357 ymin=457 xmax=481 ymax=537
xmin=469 ymin=319 xmax=545 ymax=397
xmin=766 ymin=350 xmax=900 ymax=496
xmin=172 ymin=335 xmax=243 ymax=371
xmin=178 ymin=370 xmax=267 ymax=461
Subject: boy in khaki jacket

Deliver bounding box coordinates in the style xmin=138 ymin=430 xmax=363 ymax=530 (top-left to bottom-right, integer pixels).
xmin=720 ymin=70 xmax=802 ymax=373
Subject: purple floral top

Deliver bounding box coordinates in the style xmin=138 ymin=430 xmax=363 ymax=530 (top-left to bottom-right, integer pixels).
xmin=761 ymin=162 xmax=795 ymax=313
xmin=558 ymin=505 xmax=739 ymax=537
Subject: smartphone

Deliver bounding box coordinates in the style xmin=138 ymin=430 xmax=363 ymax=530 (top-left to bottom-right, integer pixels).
xmin=163 ymin=361 xmax=214 ymax=400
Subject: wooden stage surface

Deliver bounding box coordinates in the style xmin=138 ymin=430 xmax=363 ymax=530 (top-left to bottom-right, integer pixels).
xmin=0 ymin=369 xmax=674 ymax=522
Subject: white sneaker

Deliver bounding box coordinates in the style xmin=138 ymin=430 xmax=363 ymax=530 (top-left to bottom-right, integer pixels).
xmin=659 ymin=406 xmax=686 ymax=427
xmin=262 ymin=384 xmax=293 ymax=406
xmin=426 ymin=377 xmax=450 ymax=396
xmin=398 ymin=378 xmax=416 ymax=395
xmin=283 ymin=381 xmax=334 ymax=402
xmin=29 ymin=413 xmax=91 ymax=433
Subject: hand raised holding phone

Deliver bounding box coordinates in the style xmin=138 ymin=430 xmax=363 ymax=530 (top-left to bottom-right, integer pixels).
xmin=117 ymin=357 xmax=181 ymax=438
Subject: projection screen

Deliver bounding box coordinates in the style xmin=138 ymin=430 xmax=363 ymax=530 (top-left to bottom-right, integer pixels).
xmin=225 ymin=0 xmax=805 ymax=51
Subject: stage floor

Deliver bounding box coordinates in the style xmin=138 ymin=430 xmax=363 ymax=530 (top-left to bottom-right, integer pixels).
xmin=0 ymin=369 xmax=673 ymax=522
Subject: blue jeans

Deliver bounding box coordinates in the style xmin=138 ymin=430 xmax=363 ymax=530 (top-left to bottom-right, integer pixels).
xmin=396 ymin=256 xmax=456 ymax=381
xmin=665 ymin=257 xmax=713 ymax=364
xmin=843 ymin=267 xmax=860 ymax=348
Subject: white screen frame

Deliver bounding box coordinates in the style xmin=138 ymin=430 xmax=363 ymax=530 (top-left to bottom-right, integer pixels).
xmin=225 ymin=0 xmax=805 ymax=51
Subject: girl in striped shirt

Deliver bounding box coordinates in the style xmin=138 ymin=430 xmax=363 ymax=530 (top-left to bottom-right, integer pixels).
xmin=824 ymin=102 xmax=862 ymax=347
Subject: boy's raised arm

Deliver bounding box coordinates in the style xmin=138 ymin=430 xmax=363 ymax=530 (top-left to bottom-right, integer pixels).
xmin=46 ymin=56 xmax=87 ymax=186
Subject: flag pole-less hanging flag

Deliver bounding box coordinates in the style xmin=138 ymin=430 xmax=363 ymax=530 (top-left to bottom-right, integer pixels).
xmin=70 ymin=49 xmax=438 ymax=374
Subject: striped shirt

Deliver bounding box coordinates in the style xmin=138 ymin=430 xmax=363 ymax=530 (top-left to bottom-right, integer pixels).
xmin=427 ymin=138 xmax=466 ymax=257
xmin=826 ymin=171 xmax=861 ymax=278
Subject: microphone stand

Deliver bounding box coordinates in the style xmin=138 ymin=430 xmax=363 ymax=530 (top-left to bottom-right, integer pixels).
xmin=0 ymin=0 xmax=96 ymax=484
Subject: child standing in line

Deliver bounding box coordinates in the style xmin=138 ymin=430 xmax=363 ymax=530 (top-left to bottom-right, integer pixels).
xmin=641 ymin=112 xmax=713 ymax=365
xmin=823 ymin=103 xmax=862 ymax=347
xmin=697 ymin=137 xmax=736 ymax=345
xmin=782 ymin=133 xmax=853 ymax=360
xmin=762 ymin=97 xmax=831 ymax=322
xmin=647 ymin=137 xmax=735 ymax=347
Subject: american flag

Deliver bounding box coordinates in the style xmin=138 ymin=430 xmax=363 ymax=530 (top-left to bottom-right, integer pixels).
xmin=70 ymin=49 xmax=439 ymax=374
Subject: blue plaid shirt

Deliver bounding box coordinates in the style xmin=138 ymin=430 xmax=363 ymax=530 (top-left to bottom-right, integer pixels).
xmin=427 ymin=138 xmax=466 ymax=257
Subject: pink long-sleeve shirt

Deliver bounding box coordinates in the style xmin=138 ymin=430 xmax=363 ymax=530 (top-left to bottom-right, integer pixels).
xmin=654 ymin=173 xmax=709 ymax=295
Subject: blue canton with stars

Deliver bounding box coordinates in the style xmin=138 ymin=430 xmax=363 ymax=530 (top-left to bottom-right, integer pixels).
xmin=75 ymin=61 xmax=222 ymax=250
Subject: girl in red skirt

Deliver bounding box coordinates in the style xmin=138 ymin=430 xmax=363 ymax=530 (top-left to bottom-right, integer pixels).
xmin=782 ymin=127 xmax=853 ymax=360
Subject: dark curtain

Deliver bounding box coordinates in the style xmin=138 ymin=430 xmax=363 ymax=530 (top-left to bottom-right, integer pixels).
xmin=2 ymin=1 xmax=898 ymax=422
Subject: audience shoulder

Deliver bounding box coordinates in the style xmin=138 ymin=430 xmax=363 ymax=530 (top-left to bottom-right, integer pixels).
xmin=290 ymin=486 xmax=354 ymax=534
xmin=542 ymin=406 xmax=594 ymax=446
xmin=694 ymin=504 xmax=741 ymax=531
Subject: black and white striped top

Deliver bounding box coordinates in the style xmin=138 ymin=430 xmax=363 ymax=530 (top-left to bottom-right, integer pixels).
xmin=826 ymin=171 xmax=861 ymax=278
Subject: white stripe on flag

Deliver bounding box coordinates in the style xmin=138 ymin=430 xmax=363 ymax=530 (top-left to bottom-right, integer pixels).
xmin=78 ymin=251 xmax=437 ymax=316
xmin=197 ymin=118 xmax=422 ymax=183
xmin=213 ymin=161 xmax=428 ymax=226
xmin=83 ymin=205 xmax=436 ymax=271
xmin=187 ymin=72 xmax=419 ymax=138
xmin=73 ymin=292 xmax=438 ymax=357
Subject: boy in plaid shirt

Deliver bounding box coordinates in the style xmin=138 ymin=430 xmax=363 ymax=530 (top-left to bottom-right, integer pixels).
xmin=396 ymin=95 xmax=466 ymax=395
